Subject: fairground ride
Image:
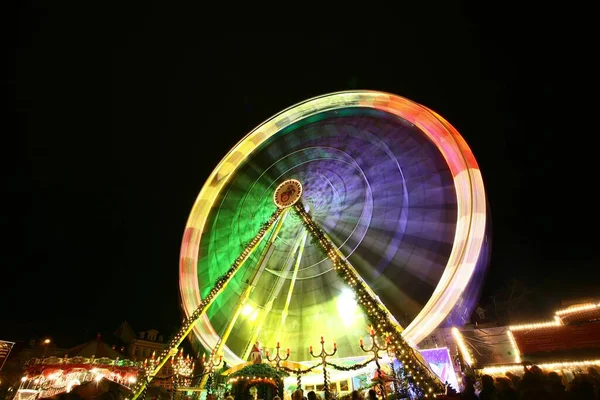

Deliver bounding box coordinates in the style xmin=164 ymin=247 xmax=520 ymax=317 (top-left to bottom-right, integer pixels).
xmin=130 ymin=91 xmax=490 ymax=400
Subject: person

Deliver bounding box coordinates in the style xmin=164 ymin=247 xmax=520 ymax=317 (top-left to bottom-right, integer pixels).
xmin=250 ymin=341 xmax=263 ymax=364
xmin=367 ymin=389 xmax=377 ymax=400
xmin=477 ymin=374 xmax=496 ymax=400
xmin=350 ymin=390 xmax=364 ymax=400
xmin=273 ymin=397 xmax=281 ymax=400
xmin=459 ymin=375 xmax=477 ymax=399
xmin=292 ymin=389 xmax=303 ymax=400
xmin=494 ymin=376 xmax=517 ymax=400
xmin=307 ymin=391 xmax=317 ymax=400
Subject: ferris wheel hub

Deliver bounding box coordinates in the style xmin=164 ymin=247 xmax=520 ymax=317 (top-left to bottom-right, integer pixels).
xmin=273 ymin=179 xmax=303 ymax=208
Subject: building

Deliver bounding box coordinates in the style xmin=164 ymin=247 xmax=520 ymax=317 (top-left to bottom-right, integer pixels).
xmin=116 ymin=322 xmax=165 ymax=362
xmin=450 ymin=299 xmax=600 ymax=381
xmin=114 ymin=321 xmax=182 ymax=391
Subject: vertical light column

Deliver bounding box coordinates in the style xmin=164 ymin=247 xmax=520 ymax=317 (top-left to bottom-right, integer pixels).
xmin=278 ymin=230 xmax=308 ymax=340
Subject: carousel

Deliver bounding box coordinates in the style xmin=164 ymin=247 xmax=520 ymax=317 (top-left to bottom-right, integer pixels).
xmin=15 ymin=335 xmax=140 ymax=400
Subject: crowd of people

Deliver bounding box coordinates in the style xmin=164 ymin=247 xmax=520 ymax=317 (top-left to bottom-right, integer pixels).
xmin=447 ymin=365 xmax=600 ymax=400
xmin=218 ymin=365 xmax=600 ymax=400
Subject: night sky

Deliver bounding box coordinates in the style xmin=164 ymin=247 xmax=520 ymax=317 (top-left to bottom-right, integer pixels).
xmin=2 ymin=3 xmax=597 ymax=348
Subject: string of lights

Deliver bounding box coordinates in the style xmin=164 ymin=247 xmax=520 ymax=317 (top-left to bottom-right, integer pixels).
xmin=294 ymin=202 xmax=444 ymax=397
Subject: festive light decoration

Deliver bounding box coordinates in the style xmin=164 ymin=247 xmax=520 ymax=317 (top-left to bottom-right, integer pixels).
xmin=227 ymin=362 xmax=288 ymax=397
xmin=309 ymin=337 xmax=337 ymax=400
xmin=505 ymin=330 xmax=521 ymax=364
xmin=508 ymin=315 xmax=562 ymax=331
xmin=555 ymin=302 xmax=600 ymax=316
xmin=170 ymin=348 xmax=194 ymax=399
xmin=228 ymin=376 xmax=278 ymax=384
xmin=141 ymin=349 xmax=193 ymax=400
xmin=451 ymin=327 xmax=473 ymax=367
xmin=482 ymin=359 xmax=600 ymax=375
xmin=18 ymin=355 xmax=141 ymax=399
xmin=325 ymin=358 xmax=373 ymax=372
xmin=265 ymin=342 xmax=290 ymax=397
xmin=280 ymin=362 xmax=321 ymax=391
xmin=199 ymin=350 xmax=223 ymax=394
xmin=27 ymin=355 xmax=140 ymax=369
xmin=228 ymin=363 xmax=288 ymax=381
xmin=359 ymin=328 xmax=392 ymax=398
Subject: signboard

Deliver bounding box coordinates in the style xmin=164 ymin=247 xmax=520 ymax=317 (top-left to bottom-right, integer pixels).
xmin=0 ymin=340 xmax=16 ymax=371
xmin=512 ymin=322 xmax=600 ymax=354
xmin=273 ymin=179 xmax=303 ymax=208
xmin=420 ymin=347 xmax=460 ymax=391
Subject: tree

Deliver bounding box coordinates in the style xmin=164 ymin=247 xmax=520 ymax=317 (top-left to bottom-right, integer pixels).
xmin=488 ymin=279 xmax=537 ymax=324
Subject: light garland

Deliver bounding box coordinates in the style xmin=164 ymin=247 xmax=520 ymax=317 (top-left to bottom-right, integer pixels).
xmin=507 ymin=302 xmax=600 ymax=331
xmin=505 ymin=331 xmax=521 ymax=364
xmin=451 ymin=327 xmax=473 ymax=367
xmin=227 ymin=376 xmax=277 ymax=384
xmin=555 ymin=303 xmax=600 ymax=316
xmin=481 ymin=359 xmax=600 ymax=375
xmin=508 ymin=315 xmax=562 ymax=331
xmin=294 ymin=202 xmax=444 ymax=397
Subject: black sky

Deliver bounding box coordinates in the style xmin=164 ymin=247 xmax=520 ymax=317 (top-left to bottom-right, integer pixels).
xmin=2 ymin=3 xmax=597 ymax=347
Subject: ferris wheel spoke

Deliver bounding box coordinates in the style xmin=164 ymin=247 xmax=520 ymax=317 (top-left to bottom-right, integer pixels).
xmin=279 ymin=229 xmax=308 ymax=339
xmin=242 ymin=226 xmax=307 ymax=359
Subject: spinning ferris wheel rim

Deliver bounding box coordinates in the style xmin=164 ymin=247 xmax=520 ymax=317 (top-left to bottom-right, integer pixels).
xmin=179 ymin=90 xmax=487 ymax=365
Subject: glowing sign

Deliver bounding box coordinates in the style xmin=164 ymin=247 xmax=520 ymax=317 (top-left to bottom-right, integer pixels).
xmin=273 ymin=179 xmax=303 ymax=208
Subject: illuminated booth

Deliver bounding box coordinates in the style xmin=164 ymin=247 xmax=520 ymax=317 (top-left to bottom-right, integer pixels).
xmin=453 ymin=301 xmax=600 ymax=379
xmin=16 ymin=335 xmax=140 ymax=400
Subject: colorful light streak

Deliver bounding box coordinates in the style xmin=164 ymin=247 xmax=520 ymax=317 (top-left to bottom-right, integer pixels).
xmin=451 ymin=327 xmax=473 ymax=367
xmin=179 ymin=91 xmax=487 ymax=364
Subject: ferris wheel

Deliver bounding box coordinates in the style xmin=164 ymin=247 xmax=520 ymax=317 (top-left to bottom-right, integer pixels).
xmin=176 ymin=90 xmax=489 ymax=368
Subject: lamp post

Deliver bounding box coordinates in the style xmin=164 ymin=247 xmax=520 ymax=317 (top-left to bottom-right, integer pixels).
xmin=266 ymin=342 xmax=290 ymax=397
xmin=141 ymin=351 xmax=160 ymax=400
xmin=360 ymin=327 xmax=390 ymax=399
xmin=200 ymin=350 xmax=223 ymax=395
xmin=309 ymin=337 xmax=337 ymax=400
xmin=41 ymin=338 xmax=51 ymax=358
xmin=171 ymin=349 xmax=194 ymax=400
